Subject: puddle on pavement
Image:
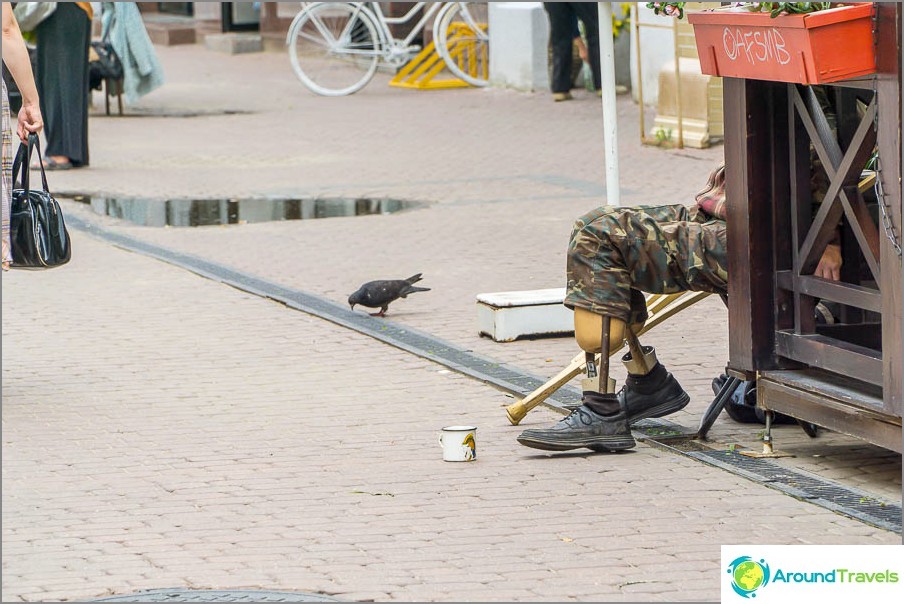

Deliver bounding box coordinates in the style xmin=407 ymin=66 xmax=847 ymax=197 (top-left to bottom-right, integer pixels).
xmin=64 ymin=194 xmax=422 ymax=227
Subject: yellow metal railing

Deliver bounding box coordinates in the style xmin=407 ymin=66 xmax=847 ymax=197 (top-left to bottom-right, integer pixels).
xmin=389 ymin=22 xmax=487 ymax=90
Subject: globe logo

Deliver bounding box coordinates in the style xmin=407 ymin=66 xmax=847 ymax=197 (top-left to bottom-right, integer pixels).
xmin=727 ymin=556 xmax=771 ymax=598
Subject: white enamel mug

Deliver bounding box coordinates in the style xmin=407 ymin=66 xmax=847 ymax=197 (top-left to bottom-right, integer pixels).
xmin=439 ymin=426 xmax=477 ymax=462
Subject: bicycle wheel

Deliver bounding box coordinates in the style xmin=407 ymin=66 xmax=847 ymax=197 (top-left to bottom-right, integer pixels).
xmin=434 ymin=2 xmax=489 ymax=87
xmin=288 ymin=2 xmax=381 ymax=96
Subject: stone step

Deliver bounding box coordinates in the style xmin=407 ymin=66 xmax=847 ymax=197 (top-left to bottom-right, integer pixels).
xmin=205 ymin=33 xmax=263 ymax=55
xmin=142 ymin=15 xmax=197 ymax=46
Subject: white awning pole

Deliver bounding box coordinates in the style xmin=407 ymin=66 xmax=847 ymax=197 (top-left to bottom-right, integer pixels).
xmin=598 ymin=2 xmax=620 ymax=206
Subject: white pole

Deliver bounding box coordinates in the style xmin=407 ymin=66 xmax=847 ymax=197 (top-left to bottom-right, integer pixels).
xmin=598 ymin=2 xmax=620 ymax=206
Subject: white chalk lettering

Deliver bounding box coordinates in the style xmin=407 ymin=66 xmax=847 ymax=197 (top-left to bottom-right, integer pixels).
xmin=742 ymin=30 xmax=755 ymax=62
xmin=723 ymin=27 xmax=738 ymax=60
xmin=763 ymin=29 xmax=775 ymax=61
xmin=753 ymin=30 xmax=766 ymax=62
xmin=773 ymin=27 xmax=791 ymax=64
xmin=720 ymin=26 xmax=792 ymax=66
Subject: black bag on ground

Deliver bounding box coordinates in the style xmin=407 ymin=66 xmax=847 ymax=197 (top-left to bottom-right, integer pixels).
xmin=711 ymin=374 xmax=797 ymax=425
xmin=10 ymin=134 xmax=72 ymax=269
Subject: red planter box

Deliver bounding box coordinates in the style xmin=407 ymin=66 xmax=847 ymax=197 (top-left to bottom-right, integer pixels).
xmin=687 ymin=3 xmax=876 ymax=84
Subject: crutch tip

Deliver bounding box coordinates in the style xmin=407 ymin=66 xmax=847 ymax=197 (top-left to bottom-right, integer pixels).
xmin=505 ymin=404 xmax=525 ymax=426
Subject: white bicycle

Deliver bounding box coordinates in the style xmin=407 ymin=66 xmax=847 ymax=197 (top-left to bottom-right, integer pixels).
xmin=286 ymin=2 xmax=489 ymax=96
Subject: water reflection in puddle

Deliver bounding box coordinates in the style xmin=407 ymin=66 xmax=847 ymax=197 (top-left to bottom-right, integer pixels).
xmin=64 ymin=195 xmax=422 ymax=227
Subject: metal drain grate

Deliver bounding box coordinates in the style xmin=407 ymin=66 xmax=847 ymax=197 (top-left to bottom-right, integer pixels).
xmin=688 ymin=449 xmax=901 ymax=533
xmin=95 ymin=589 xmax=340 ymax=602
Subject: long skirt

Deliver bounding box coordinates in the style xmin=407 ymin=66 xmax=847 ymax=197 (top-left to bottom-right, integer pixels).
xmin=35 ymin=2 xmax=91 ymax=166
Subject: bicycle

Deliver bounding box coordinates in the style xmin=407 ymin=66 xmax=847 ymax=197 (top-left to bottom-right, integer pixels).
xmin=286 ymin=2 xmax=489 ymax=96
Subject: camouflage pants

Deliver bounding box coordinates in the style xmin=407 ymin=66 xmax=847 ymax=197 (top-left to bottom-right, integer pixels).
xmin=565 ymin=204 xmax=728 ymax=324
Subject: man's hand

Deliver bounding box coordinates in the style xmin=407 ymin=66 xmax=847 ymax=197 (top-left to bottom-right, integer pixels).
xmin=575 ymin=36 xmax=588 ymax=63
xmin=17 ymin=103 xmax=43 ymax=143
xmin=815 ymin=243 xmax=842 ymax=281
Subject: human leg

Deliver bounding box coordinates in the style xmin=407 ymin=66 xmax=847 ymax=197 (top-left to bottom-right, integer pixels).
xmin=572 ymin=202 xmax=727 ymax=388
xmin=574 ymin=206 xmax=704 ymax=412
xmin=543 ymin=2 xmax=576 ymax=96
xmin=518 ymin=206 xmax=728 ymax=452
xmin=2 ymin=81 xmax=12 ymax=270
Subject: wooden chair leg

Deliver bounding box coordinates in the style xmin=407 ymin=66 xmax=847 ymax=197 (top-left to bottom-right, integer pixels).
xmin=104 ymin=79 xmax=111 ymax=116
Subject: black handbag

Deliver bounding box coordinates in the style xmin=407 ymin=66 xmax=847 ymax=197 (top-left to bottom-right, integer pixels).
xmin=89 ymin=20 xmax=123 ymax=91
xmin=9 ymin=134 xmax=72 ymax=269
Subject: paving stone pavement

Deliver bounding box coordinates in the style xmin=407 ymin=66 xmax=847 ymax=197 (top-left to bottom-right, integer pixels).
xmin=3 ymin=42 xmax=901 ymax=602
xmin=4 ymin=229 xmax=898 ymax=603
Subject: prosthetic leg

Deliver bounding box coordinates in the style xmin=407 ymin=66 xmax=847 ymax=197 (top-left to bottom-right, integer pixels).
xmin=574 ymin=307 xmax=690 ymax=424
xmin=504 ymin=292 xmax=710 ymax=425
xmin=516 ymin=310 xmax=637 ymax=452
xmin=516 ymin=308 xmax=691 ymax=452
xmin=575 ymin=310 xmax=628 ymax=416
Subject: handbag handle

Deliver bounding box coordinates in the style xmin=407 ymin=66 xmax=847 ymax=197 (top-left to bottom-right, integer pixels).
xmin=11 ymin=133 xmax=50 ymax=195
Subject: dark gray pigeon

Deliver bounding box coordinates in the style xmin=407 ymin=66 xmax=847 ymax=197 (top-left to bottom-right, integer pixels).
xmin=348 ymin=273 xmax=430 ymax=317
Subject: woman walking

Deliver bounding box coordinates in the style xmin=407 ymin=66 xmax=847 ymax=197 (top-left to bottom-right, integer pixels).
xmin=34 ymin=2 xmax=91 ymax=170
xmin=2 ymin=4 xmax=44 ymax=270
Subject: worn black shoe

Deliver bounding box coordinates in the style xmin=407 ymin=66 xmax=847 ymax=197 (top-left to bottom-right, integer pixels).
xmin=620 ymin=361 xmax=690 ymax=424
xmin=517 ymin=401 xmax=636 ymax=452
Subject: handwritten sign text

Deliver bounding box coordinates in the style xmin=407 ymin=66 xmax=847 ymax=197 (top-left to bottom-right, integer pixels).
xmin=722 ymin=26 xmax=791 ymax=66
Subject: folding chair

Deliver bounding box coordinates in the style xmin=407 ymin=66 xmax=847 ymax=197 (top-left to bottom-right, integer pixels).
xmin=505 ymin=291 xmax=712 ymax=425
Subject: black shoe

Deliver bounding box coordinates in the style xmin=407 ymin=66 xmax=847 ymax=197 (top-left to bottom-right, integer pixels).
xmin=620 ymin=362 xmax=690 ymax=424
xmin=517 ymin=402 xmax=636 ymax=452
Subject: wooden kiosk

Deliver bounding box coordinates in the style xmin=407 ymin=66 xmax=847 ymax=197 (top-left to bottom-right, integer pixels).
xmin=721 ymin=4 xmax=902 ymax=452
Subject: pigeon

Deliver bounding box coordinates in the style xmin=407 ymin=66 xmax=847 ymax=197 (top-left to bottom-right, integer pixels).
xmin=348 ymin=273 xmax=430 ymax=317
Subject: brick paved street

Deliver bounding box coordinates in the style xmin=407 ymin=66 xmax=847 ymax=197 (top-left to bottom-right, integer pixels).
xmin=2 ymin=43 xmax=901 ymax=602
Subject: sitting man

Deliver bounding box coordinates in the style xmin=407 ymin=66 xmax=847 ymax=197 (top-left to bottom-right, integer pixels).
xmin=517 ymin=164 xmax=842 ymax=452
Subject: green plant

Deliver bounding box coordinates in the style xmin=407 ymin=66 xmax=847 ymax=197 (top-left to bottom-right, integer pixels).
xmin=753 ymin=2 xmax=834 ymax=18
xmin=646 ymin=2 xmax=837 ymax=20
xmin=654 ymin=127 xmax=674 ymax=145
xmin=646 ymin=2 xmax=686 ymax=19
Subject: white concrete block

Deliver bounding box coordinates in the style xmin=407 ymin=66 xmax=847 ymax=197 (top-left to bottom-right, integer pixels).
xmin=476 ymin=288 xmax=574 ymax=342
xmin=488 ymin=2 xmax=550 ymax=91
